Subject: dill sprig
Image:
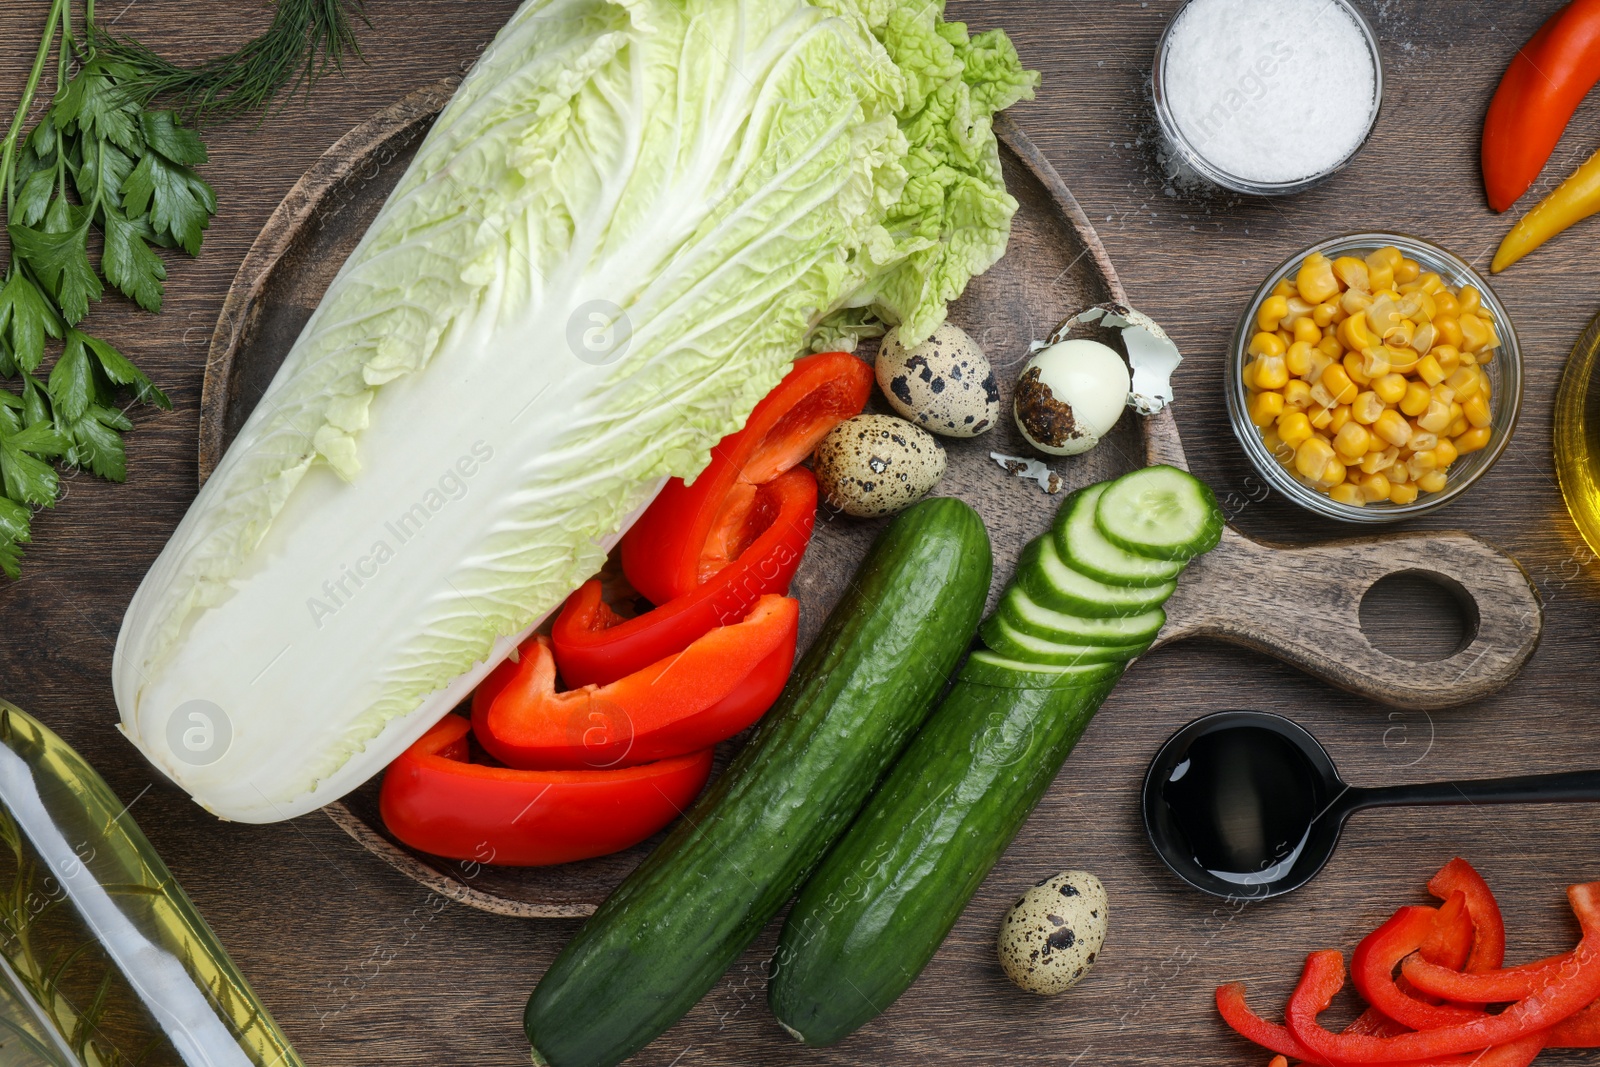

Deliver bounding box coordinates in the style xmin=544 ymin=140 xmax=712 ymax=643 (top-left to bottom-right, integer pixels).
xmin=94 ymin=0 xmax=367 ymax=119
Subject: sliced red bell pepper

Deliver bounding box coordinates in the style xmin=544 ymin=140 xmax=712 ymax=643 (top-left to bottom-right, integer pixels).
xmin=1287 ymin=883 xmax=1600 ymax=1063
xmin=552 ymin=466 xmax=817 ymax=687
xmin=1402 ymin=951 xmax=1578 ymax=1005
xmin=1351 ymin=906 xmax=1483 ymax=1031
xmin=1422 ymin=890 xmax=1475 ymax=972
xmin=621 ymin=351 xmax=869 ymax=605
xmin=1548 ymin=998 xmax=1600 ymax=1047
xmin=1430 ymin=858 xmax=1507 ymax=972
xmin=378 ymin=716 xmax=712 ymax=867
xmin=1215 ymin=983 xmax=1333 ymax=1066
xmin=474 ymin=596 xmax=797 ymax=770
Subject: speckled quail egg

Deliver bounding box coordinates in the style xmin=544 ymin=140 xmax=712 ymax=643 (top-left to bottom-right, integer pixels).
xmin=997 ymin=870 xmax=1108 ymax=996
xmin=875 ymin=324 xmax=1001 ymax=438
xmin=1013 ymin=339 xmax=1131 ymax=456
xmin=813 ymin=414 xmax=946 ymax=518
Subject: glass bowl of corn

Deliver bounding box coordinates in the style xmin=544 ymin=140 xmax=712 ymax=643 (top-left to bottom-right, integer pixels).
xmin=1227 ymin=233 xmax=1522 ymax=523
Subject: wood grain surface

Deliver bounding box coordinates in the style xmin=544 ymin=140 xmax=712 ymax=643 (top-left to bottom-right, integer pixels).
xmin=3 ymin=3 xmax=1600 ymax=1065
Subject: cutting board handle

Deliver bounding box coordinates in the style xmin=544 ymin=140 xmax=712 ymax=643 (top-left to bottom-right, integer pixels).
xmin=1156 ymin=527 xmax=1543 ymax=710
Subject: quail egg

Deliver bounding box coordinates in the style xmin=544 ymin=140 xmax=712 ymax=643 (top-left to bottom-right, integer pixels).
xmin=875 ymin=324 xmax=1001 ymax=438
xmin=1013 ymin=339 xmax=1131 ymax=456
xmin=813 ymin=414 xmax=946 ymax=518
xmin=996 ymin=870 xmax=1108 ymax=996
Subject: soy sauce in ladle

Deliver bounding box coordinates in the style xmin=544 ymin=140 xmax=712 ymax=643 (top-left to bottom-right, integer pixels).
xmin=1142 ymin=710 xmax=1600 ymax=899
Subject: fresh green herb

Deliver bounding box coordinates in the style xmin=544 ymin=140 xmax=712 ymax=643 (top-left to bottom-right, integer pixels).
xmin=0 ymin=0 xmax=363 ymax=578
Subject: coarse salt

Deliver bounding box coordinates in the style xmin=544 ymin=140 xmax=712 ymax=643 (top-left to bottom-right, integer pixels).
xmin=1161 ymin=0 xmax=1378 ymax=185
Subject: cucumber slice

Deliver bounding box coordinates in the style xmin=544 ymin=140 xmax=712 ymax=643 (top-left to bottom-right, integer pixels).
xmin=1053 ymin=485 xmax=1183 ymax=587
xmin=979 ymin=614 xmax=1146 ymax=666
xmin=994 ymin=585 xmax=1166 ymax=647
xmin=1015 ymin=536 xmax=1176 ymax=619
xmin=958 ymin=651 xmax=1121 ymax=691
xmin=1094 ymin=465 xmax=1224 ymax=562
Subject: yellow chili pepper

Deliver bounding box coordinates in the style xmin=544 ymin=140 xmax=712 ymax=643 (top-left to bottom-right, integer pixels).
xmin=1492 ymin=146 xmax=1600 ymax=272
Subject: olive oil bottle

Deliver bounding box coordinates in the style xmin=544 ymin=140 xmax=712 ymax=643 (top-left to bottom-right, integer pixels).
xmin=1554 ymin=312 xmax=1600 ymax=556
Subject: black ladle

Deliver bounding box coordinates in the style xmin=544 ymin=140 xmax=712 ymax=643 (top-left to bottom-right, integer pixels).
xmin=1142 ymin=710 xmax=1600 ymax=899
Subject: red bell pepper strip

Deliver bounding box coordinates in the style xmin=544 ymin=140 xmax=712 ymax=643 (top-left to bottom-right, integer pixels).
xmin=552 ymin=466 xmax=817 ymax=687
xmin=1215 ymin=983 xmax=1333 ymax=1066
xmin=1287 ymin=883 xmax=1600 ymax=1063
xmin=474 ymin=596 xmax=797 ymax=770
xmin=1351 ymin=906 xmax=1484 ymax=1031
xmin=621 ymin=351 xmax=870 ymax=605
xmin=378 ymin=716 xmax=713 ymax=867
xmin=1402 ymin=951 xmax=1578 ymax=1005
xmin=1548 ymin=998 xmax=1600 ymax=1047
xmin=1421 ymin=890 xmax=1475 ymax=972
xmin=1482 ymin=2 xmax=1600 ymax=213
xmin=1430 ymin=858 xmax=1507 ymax=972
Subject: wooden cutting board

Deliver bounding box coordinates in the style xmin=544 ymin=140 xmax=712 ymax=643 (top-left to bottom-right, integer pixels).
xmin=200 ymin=83 xmax=1541 ymax=918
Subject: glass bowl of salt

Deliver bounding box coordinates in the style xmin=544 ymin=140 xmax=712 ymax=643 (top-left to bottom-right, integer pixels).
xmin=1152 ymin=0 xmax=1383 ymax=196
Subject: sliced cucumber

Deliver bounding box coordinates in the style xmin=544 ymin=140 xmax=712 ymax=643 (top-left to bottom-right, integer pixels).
xmin=958 ymin=651 xmax=1121 ymax=691
xmin=1053 ymin=485 xmax=1184 ymax=586
xmin=1016 ymin=536 xmax=1175 ymax=619
xmin=994 ymin=585 xmax=1166 ymax=647
xmin=1094 ymin=465 xmax=1224 ymax=562
xmin=979 ymin=615 xmax=1145 ymax=666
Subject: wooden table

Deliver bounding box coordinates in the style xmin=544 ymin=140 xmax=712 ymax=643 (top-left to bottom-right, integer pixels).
xmin=3 ymin=2 xmax=1598 ymax=1064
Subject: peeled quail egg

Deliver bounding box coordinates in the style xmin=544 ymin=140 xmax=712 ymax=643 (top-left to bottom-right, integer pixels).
xmin=1013 ymin=339 xmax=1131 ymax=456
xmin=875 ymin=324 xmax=1000 ymax=438
xmin=813 ymin=414 xmax=946 ymax=518
xmin=997 ymin=870 xmax=1108 ymax=996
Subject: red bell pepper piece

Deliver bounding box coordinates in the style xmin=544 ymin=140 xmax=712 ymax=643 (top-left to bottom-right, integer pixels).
xmin=1421 ymin=890 xmax=1476 ymax=972
xmin=1215 ymin=983 xmax=1333 ymax=1066
xmin=1402 ymin=951 xmax=1578 ymax=1005
xmin=378 ymin=716 xmax=713 ymax=866
xmin=1548 ymin=998 xmax=1600 ymax=1047
xmin=622 ymin=351 xmax=870 ymax=605
xmin=1287 ymin=883 xmax=1600 ymax=1063
xmin=1430 ymin=858 xmax=1507 ymax=972
xmin=552 ymin=466 xmax=817 ymax=687
xmin=1352 ymin=905 xmax=1483 ymax=1032
xmin=1482 ymin=2 xmax=1600 ymax=213
xmin=474 ymin=596 xmax=797 ymax=770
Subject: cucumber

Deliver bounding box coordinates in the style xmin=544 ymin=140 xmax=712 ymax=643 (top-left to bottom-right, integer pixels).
xmin=995 ymin=584 xmax=1165 ymax=647
xmin=1015 ymin=535 xmax=1175 ymax=618
xmin=769 ymin=676 xmax=1118 ymax=1046
xmin=979 ymin=613 xmax=1145 ymax=665
xmin=1094 ymin=464 xmax=1224 ymax=562
xmin=958 ymin=651 xmax=1120 ymax=690
xmin=1053 ymin=484 xmax=1183 ymax=586
xmin=524 ymin=498 xmax=992 ymax=1067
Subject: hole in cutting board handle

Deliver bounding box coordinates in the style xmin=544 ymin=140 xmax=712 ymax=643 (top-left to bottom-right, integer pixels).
xmin=1358 ymin=570 xmax=1481 ymax=663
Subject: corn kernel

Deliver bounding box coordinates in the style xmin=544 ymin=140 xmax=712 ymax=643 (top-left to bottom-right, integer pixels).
xmin=1417 ymin=398 xmax=1453 ymax=434
xmin=1249 ymin=390 xmax=1286 ymax=426
xmin=1418 ymin=273 xmax=1446 ymax=296
xmin=1434 ymin=345 xmax=1462 ymax=374
xmin=1352 ymin=391 xmax=1385 ymax=424
xmin=1317 ymin=335 xmax=1344 ymax=360
xmin=1458 ymin=285 xmax=1483 ymax=316
xmin=1417 ymin=469 xmax=1448 ymax=494
xmin=1328 ymin=256 xmax=1367 ymax=291
xmin=1321 ymin=458 xmax=1347 ymax=488
xmin=1409 ymin=430 xmax=1440 ymax=452
xmin=1373 ymin=373 xmax=1408 ymax=405
xmin=1341 ymin=288 xmax=1375 ymax=318
xmin=1320 ymin=364 xmax=1358 ymax=405
xmin=1309 ymin=381 xmax=1337 ymax=409
xmin=1290 ymin=317 xmax=1320 ymax=346
xmin=1312 ymin=300 xmax=1340 ymax=328
xmin=1408 ymin=452 xmax=1439 ymax=478
xmin=1433 ymin=291 xmax=1459 ymax=316
xmin=1286 ymin=341 xmax=1316 ymax=377
xmin=1432 ymin=383 xmax=1456 ymax=407
xmin=1448 ymin=416 xmax=1470 ymax=438
xmin=1433 ymin=440 xmax=1459 ymax=468
xmin=1416 ymin=354 xmax=1446 ymax=386
xmin=1409 ymin=321 xmax=1438 ymax=355
xmin=1360 ymin=446 xmax=1399 ymax=474
xmin=1283 ymin=379 xmax=1313 ymax=411
xmin=1459 ymin=313 xmax=1491 ymax=353
xmin=1394 ymin=258 xmax=1421 ymax=284
xmin=1374 ymin=409 xmax=1412 ymax=448
xmin=1249 ymin=332 xmax=1287 ymax=359
xmin=1329 ymin=483 xmax=1366 ymax=506
xmin=1359 ymin=472 xmax=1391 ymax=502
xmin=1455 ymin=427 xmax=1492 ymax=454
xmin=1334 ymin=422 xmax=1370 ymax=459
xmin=1388 ymin=461 xmax=1410 ymax=485
xmin=1443 ymin=366 xmax=1479 ymax=401
xmin=1297 ymin=253 xmax=1340 ymax=304
xmin=1330 ymin=404 xmax=1353 ymax=432
xmin=1383 ymin=344 xmax=1420 ymax=374
xmin=1397 ymin=382 xmax=1431 ymax=417
xmin=1434 ymin=316 xmax=1463 ymax=349
xmin=1254 ymin=355 xmax=1289 ymax=390
xmin=1338 ymin=312 xmax=1377 ymax=353
xmin=1414 ymin=291 xmax=1438 ymax=321
xmin=1309 ymin=405 xmax=1334 ymax=430
xmin=1278 ymin=410 xmax=1313 ymax=446
xmin=1463 ymin=393 xmax=1492 ymax=429
xmin=1257 ymin=295 xmax=1290 ymax=333
xmin=1389 ymin=482 xmax=1419 ymax=505
xmin=1295 ymin=437 xmax=1337 ymax=481
xmin=1343 ymin=352 xmax=1372 ymax=386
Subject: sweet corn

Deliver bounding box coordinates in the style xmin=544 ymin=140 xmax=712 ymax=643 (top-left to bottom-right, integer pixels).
xmin=1394 ymin=258 xmax=1421 ymax=284
xmin=1416 ymin=354 xmax=1446 ymax=386
xmin=1330 ymin=404 xmax=1353 ymax=432
xmin=1394 ymin=382 xmax=1428 ymax=418
xmin=1309 ymin=381 xmax=1337 ymax=409
xmin=1321 ymin=364 xmax=1358 ymax=405
xmin=1309 ymin=405 xmax=1334 ymax=430
xmin=1295 ymin=437 xmax=1337 ymax=481
xmin=1389 ymin=482 xmax=1419 ymax=505
xmin=1283 ymin=379 xmax=1313 ymax=411
xmin=1431 ymin=383 xmax=1456 ymax=407
xmin=1317 ymin=335 xmax=1344 ymax=360
xmin=1286 ymin=341 xmax=1316 ymax=377
xmin=1446 ymin=365 xmax=1481 ymax=400
xmin=1383 ymin=344 xmax=1419 ymax=374
xmin=1254 ymin=355 xmax=1289 ymax=390
xmin=1434 ymin=345 xmax=1462 ymax=375
xmin=1341 ymin=288 xmax=1375 ymax=318
xmin=1249 ymin=331 xmax=1287 ymax=358
xmin=1433 ymin=439 xmax=1459 ymax=468
xmin=1409 ymin=321 xmax=1437 ymax=354
xmin=1343 ymin=352 xmax=1372 ymax=386
xmin=1409 ymin=430 xmax=1440 ymax=452
xmin=1458 ymin=285 xmax=1482 ymax=316
xmin=1448 ymin=416 xmax=1470 ymax=438
xmin=1352 ymin=390 xmax=1385 ymax=424
xmin=1329 ymin=483 xmax=1365 ymax=506
xmin=1374 ymin=408 xmax=1412 ymax=447
xmin=1313 ymin=300 xmax=1341 ymax=328
xmin=1297 ymin=253 xmax=1340 ymax=303
xmin=1417 ymin=469 xmax=1448 ymax=494
xmin=1332 ymin=256 xmax=1370 ymax=291
xmin=1321 ymin=458 xmax=1347 ymax=488
xmin=1459 ymin=313 xmax=1490 ymax=353
xmin=1455 ymin=427 xmax=1491 ymax=454
xmin=1360 ymin=446 xmax=1399 ymax=474
xmin=1292 ymin=317 xmax=1321 ymax=345
xmin=1433 ymin=291 xmax=1459 ymax=316
xmin=1334 ymin=422 xmax=1370 ymax=459
xmin=1278 ymin=410 xmax=1313 ymax=447
xmin=1433 ymin=315 xmax=1463 ymax=349
xmin=1360 ymin=472 xmax=1391 ymax=502
xmin=1463 ymin=393 xmax=1491 ymax=428
xmin=1373 ymin=373 xmax=1408 ymax=405
xmin=1338 ymin=312 xmax=1377 ymax=352
xmin=1257 ymin=295 xmax=1290 ymax=332
xmin=1418 ymin=398 xmax=1453 ymax=434
xmin=1249 ymin=390 xmax=1285 ymax=426
xmin=1388 ymin=461 xmax=1410 ymax=485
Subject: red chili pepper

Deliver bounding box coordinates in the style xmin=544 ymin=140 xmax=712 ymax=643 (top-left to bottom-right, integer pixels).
xmin=552 ymin=466 xmax=817 ymax=687
xmin=621 ymin=351 xmax=869 ymax=605
xmin=1287 ymin=883 xmax=1600 ymax=1063
xmin=1429 ymin=858 xmax=1507 ymax=972
xmin=377 ymin=716 xmax=713 ymax=867
xmin=1481 ymin=1 xmax=1600 ymax=213
xmin=1351 ymin=905 xmax=1483 ymax=1032
xmin=474 ymin=596 xmax=797 ymax=770
xmin=1402 ymin=951 xmax=1579 ymax=1005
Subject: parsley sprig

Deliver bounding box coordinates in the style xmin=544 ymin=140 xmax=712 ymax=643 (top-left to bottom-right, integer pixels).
xmin=0 ymin=0 xmax=362 ymax=577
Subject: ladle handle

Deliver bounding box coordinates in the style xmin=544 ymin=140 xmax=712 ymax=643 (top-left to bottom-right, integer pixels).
xmin=1342 ymin=770 xmax=1600 ymax=814
xmin=1155 ymin=527 xmax=1543 ymax=711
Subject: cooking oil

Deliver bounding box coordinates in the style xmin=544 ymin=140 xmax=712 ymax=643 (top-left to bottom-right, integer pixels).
xmin=1554 ymin=311 xmax=1600 ymax=557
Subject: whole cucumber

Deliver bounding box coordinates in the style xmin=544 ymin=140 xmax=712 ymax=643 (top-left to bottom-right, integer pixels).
xmin=767 ymin=674 xmax=1118 ymax=1046
xmin=525 ymin=497 xmax=993 ymax=1067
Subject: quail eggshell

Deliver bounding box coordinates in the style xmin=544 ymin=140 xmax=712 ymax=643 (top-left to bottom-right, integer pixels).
xmin=1013 ymin=339 xmax=1131 ymax=456
xmin=996 ymin=870 xmax=1108 ymax=996
xmin=813 ymin=414 xmax=946 ymax=518
xmin=875 ymin=324 xmax=1001 ymax=438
